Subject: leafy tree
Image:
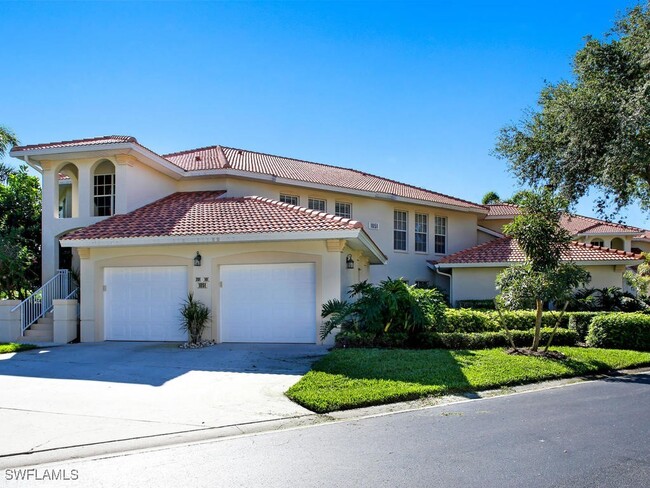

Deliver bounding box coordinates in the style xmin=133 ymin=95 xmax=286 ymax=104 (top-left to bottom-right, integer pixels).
xmin=481 ymin=191 xmax=502 ymax=205
xmin=0 ymin=126 xmax=18 ymax=184
xmin=626 ymin=253 xmax=650 ymax=299
xmin=495 ymin=3 xmax=650 ymax=217
xmin=0 ymin=127 xmax=42 ymax=298
xmin=496 ymin=190 xmax=591 ymax=351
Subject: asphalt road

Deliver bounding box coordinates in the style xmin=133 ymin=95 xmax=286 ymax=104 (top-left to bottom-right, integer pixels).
xmin=7 ymin=373 xmax=650 ymax=488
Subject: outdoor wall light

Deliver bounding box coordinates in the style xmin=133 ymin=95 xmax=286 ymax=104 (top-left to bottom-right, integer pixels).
xmin=193 ymin=251 xmax=202 ymax=267
xmin=346 ymin=254 xmax=355 ymax=269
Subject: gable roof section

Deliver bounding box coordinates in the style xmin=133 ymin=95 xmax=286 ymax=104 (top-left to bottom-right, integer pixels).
xmin=163 ymin=145 xmax=485 ymax=211
xmin=11 ymin=135 xmax=138 ymax=152
xmin=484 ymin=203 xmax=521 ymax=218
xmin=484 ymin=204 xmax=643 ymax=236
xmin=432 ymin=237 xmax=642 ymax=267
xmin=61 ymin=191 xmax=368 ymax=241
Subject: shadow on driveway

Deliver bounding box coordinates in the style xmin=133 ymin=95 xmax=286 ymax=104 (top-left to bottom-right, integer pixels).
xmin=0 ymin=342 xmax=328 ymax=387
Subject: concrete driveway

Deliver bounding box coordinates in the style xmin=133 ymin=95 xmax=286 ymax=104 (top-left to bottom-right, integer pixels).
xmin=0 ymin=342 xmax=327 ymax=460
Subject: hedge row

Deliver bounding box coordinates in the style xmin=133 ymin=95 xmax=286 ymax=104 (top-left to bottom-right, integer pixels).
xmin=440 ymin=309 xmax=571 ymax=333
xmin=335 ymin=328 xmax=578 ymax=350
xmin=586 ymin=313 xmax=650 ymax=351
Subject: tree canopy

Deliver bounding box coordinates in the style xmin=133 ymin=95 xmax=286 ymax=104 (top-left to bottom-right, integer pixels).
xmin=0 ymin=126 xmax=42 ymax=299
xmin=496 ymin=190 xmax=590 ymax=351
xmin=494 ymin=3 xmax=650 ymax=216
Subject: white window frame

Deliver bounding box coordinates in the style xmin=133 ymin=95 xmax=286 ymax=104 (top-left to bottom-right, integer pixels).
xmin=279 ymin=194 xmax=299 ymax=206
xmin=415 ymin=213 xmax=428 ymax=253
xmin=394 ymin=210 xmax=408 ymax=252
xmin=590 ymin=238 xmax=605 ymax=247
xmin=434 ymin=216 xmax=447 ymax=254
xmin=308 ymin=197 xmax=327 ymax=212
xmin=335 ymin=201 xmax=352 ymax=219
xmin=93 ymin=172 xmax=115 ymax=217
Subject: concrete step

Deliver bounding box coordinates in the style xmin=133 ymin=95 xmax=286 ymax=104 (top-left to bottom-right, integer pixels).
xmin=30 ymin=322 xmax=53 ymax=332
xmin=23 ymin=329 xmax=54 ymax=342
xmin=37 ymin=317 xmax=53 ymax=325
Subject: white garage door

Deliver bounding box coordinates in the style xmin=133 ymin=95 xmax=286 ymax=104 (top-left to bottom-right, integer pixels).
xmin=220 ymin=263 xmax=316 ymax=343
xmin=104 ymin=266 xmax=188 ymax=341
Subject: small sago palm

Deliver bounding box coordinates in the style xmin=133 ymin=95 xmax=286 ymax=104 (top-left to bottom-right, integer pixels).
xmin=180 ymin=293 xmax=210 ymax=344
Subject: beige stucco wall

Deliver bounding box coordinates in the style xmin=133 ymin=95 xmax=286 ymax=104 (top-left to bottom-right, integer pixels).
xmin=180 ymin=176 xmax=481 ymax=286
xmin=77 ymin=239 xmax=356 ymax=344
xmin=451 ymin=264 xmax=631 ymax=305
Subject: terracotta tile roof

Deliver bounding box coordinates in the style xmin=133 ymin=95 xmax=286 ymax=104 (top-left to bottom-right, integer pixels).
xmin=485 ymin=203 xmax=521 ymax=217
xmin=634 ymin=232 xmax=650 ymax=242
xmin=12 ymin=135 xmax=137 ymax=152
xmin=61 ymin=191 xmax=364 ymax=241
xmin=485 ymin=204 xmax=642 ymax=235
xmin=433 ymin=237 xmax=642 ymax=265
xmin=163 ymin=145 xmax=484 ymax=211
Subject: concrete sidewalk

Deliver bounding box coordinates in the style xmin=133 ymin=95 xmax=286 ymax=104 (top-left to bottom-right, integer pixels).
xmin=0 ymin=342 xmax=326 ymax=464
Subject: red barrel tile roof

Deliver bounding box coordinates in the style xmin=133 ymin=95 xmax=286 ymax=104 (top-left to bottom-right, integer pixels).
xmin=433 ymin=237 xmax=642 ymax=265
xmin=163 ymin=145 xmax=485 ymax=210
xmin=485 ymin=204 xmax=643 ymax=235
xmin=61 ymin=191 xmax=363 ymax=241
xmin=12 ymin=135 xmax=137 ymax=152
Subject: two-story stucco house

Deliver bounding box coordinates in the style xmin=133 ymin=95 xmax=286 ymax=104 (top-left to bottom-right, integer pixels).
xmin=5 ymin=135 xmax=644 ymax=345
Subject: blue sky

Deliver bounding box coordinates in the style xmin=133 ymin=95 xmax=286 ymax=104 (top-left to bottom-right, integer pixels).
xmin=1 ymin=1 xmax=646 ymax=227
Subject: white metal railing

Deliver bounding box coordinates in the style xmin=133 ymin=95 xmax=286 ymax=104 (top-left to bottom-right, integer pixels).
xmin=11 ymin=270 xmax=74 ymax=335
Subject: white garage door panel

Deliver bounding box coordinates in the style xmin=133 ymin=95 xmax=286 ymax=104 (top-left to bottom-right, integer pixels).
xmin=220 ymin=263 xmax=316 ymax=343
xmin=104 ymin=266 xmax=188 ymax=341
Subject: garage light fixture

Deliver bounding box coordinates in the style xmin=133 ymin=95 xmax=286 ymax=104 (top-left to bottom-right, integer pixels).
xmin=194 ymin=251 xmax=202 ymax=267
xmin=346 ymin=254 xmax=355 ymax=269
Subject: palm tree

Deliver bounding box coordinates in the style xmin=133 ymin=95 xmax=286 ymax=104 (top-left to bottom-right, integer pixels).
xmin=0 ymin=125 xmax=18 ymax=183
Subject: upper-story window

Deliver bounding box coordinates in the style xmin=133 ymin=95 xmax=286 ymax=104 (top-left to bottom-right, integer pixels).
xmin=434 ymin=216 xmax=447 ymax=254
xmin=335 ymin=202 xmax=352 ymax=219
xmin=280 ymin=194 xmax=299 ymax=206
xmin=591 ymin=238 xmax=605 ymax=247
xmin=415 ymin=213 xmax=428 ymax=253
xmin=93 ymin=160 xmax=115 ymax=217
xmin=308 ymin=198 xmax=326 ymax=212
xmin=394 ymin=210 xmax=407 ymax=251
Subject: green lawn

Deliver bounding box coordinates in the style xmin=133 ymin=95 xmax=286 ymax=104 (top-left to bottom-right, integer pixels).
xmin=286 ymin=347 xmax=650 ymax=413
xmin=0 ymin=343 xmax=37 ymax=354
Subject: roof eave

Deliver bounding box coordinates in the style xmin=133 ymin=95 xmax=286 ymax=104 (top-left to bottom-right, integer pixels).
xmin=11 ymin=143 xmax=186 ymax=180
xmin=433 ymin=259 xmax=642 ymax=269
xmin=60 ymin=228 xmax=388 ymax=265
xmin=182 ymin=169 xmax=486 ymax=214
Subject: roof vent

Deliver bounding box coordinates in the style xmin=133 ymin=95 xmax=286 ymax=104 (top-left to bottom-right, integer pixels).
xmin=237 ymin=150 xmax=243 ymax=155
xmin=195 ymin=155 xmax=201 ymax=162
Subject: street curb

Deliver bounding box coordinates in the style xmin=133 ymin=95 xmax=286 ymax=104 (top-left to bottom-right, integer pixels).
xmin=3 ymin=366 xmax=649 ymax=469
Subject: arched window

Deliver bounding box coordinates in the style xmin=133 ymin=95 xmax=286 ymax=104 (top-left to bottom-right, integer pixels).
xmin=610 ymin=237 xmax=625 ymax=251
xmin=590 ymin=238 xmax=605 ymax=247
xmin=93 ymin=160 xmax=115 ymax=216
xmin=57 ymin=163 xmax=79 ymax=218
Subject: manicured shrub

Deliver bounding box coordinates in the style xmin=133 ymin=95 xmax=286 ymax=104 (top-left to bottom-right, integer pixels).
xmin=335 ymin=328 xmax=578 ymax=350
xmin=568 ymin=312 xmax=606 ymax=342
xmin=586 ymin=313 xmax=650 ymax=351
xmin=439 ymin=309 xmax=499 ymax=333
xmin=455 ymin=300 xmax=496 ymax=310
xmin=438 ymin=309 xmax=570 ymax=333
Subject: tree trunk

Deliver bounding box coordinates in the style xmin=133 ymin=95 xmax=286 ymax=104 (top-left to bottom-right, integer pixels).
xmin=494 ymin=300 xmax=517 ymax=350
xmin=543 ymin=301 xmax=569 ymax=353
xmin=531 ymin=299 xmax=543 ymax=351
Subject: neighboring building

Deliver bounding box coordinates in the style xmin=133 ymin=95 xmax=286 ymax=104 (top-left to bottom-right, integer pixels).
xmin=432 ymin=202 xmax=646 ymax=304
xmin=6 ymin=136 xmax=644 ymax=343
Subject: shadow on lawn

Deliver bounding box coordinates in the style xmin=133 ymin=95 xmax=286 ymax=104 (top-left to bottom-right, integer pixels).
xmin=320 ymin=348 xmax=477 ymax=393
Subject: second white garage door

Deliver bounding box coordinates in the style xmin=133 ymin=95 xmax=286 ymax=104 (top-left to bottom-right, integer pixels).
xmin=104 ymin=266 xmax=188 ymax=341
xmin=220 ymin=263 xmax=316 ymax=343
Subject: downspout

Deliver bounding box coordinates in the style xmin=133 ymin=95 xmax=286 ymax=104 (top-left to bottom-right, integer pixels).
xmin=434 ymin=264 xmax=453 ymax=307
